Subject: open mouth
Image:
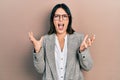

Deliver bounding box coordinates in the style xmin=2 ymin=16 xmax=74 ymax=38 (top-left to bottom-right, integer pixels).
xmin=58 ymin=23 xmax=64 ymax=30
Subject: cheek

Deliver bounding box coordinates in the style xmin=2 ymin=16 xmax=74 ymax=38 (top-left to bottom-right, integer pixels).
xmin=53 ymin=21 xmax=58 ymax=27
xmin=65 ymin=21 xmax=69 ymax=27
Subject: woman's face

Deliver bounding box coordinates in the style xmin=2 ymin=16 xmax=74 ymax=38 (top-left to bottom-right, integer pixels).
xmin=53 ymin=8 xmax=69 ymax=34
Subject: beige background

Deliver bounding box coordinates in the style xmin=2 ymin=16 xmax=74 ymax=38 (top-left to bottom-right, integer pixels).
xmin=0 ymin=0 xmax=120 ymax=80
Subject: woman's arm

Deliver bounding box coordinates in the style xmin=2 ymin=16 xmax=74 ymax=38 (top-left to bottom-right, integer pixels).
xmin=33 ymin=44 xmax=45 ymax=74
xmin=77 ymin=48 xmax=93 ymax=71
xmin=77 ymin=33 xmax=95 ymax=71
xmin=29 ymin=32 xmax=45 ymax=73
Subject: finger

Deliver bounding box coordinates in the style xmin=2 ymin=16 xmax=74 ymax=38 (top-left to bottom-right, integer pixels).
xmin=39 ymin=36 xmax=44 ymax=43
xmin=31 ymin=32 xmax=33 ymax=36
xmin=28 ymin=32 xmax=32 ymax=37
xmin=83 ymin=34 xmax=89 ymax=43
xmin=28 ymin=32 xmax=35 ymax=42
xmin=30 ymin=32 xmax=33 ymax=36
xmin=80 ymin=34 xmax=88 ymax=48
xmin=84 ymin=43 xmax=88 ymax=48
xmin=87 ymin=38 xmax=92 ymax=47
xmin=90 ymin=35 xmax=95 ymax=43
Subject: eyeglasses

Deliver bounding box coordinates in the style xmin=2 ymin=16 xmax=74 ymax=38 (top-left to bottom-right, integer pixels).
xmin=54 ymin=14 xmax=69 ymax=21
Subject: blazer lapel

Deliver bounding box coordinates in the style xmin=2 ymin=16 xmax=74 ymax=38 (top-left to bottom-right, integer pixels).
xmin=46 ymin=34 xmax=58 ymax=80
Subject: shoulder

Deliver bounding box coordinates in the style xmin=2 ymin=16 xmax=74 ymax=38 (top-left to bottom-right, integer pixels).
xmin=70 ymin=32 xmax=84 ymax=40
xmin=68 ymin=32 xmax=85 ymax=45
xmin=43 ymin=33 xmax=55 ymax=41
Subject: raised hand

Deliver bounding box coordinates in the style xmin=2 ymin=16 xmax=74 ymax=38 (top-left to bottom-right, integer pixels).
xmin=80 ymin=34 xmax=95 ymax=52
xmin=28 ymin=32 xmax=44 ymax=53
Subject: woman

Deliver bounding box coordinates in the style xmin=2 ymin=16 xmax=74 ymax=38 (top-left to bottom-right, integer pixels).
xmin=29 ymin=3 xmax=95 ymax=80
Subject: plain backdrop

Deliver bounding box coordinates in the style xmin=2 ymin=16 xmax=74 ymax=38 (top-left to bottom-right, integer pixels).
xmin=0 ymin=0 xmax=120 ymax=80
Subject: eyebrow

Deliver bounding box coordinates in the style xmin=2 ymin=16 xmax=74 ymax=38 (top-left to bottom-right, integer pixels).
xmin=54 ymin=14 xmax=68 ymax=15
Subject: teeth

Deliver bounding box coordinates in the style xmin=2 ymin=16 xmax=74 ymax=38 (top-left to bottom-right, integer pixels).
xmin=58 ymin=24 xmax=64 ymax=30
xmin=58 ymin=24 xmax=64 ymax=26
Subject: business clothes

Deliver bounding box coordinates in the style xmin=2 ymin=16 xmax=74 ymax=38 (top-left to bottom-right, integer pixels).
xmin=55 ymin=35 xmax=68 ymax=80
xmin=33 ymin=32 xmax=93 ymax=80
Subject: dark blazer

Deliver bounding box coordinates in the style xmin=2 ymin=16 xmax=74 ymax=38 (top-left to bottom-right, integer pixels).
xmin=33 ymin=32 xmax=93 ymax=80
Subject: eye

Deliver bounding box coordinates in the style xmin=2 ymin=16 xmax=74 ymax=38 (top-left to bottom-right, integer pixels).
xmin=63 ymin=15 xmax=68 ymax=18
xmin=54 ymin=15 xmax=59 ymax=18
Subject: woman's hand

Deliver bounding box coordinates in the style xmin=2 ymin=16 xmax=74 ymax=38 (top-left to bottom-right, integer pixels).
xmin=80 ymin=34 xmax=95 ymax=52
xmin=28 ymin=32 xmax=44 ymax=53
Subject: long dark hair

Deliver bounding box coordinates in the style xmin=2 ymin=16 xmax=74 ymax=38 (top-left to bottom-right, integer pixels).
xmin=48 ymin=3 xmax=75 ymax=35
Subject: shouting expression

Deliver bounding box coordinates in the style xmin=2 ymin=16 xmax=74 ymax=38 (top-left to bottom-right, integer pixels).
xmin=53 ymin=8 xmax=69 ymax=34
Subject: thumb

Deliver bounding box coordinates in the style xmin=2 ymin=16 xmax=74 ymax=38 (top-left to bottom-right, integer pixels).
xmin=83 ymin=34 xmax=88 ymax=42
xmin=39 ymin=36 xmax=44 ymax=43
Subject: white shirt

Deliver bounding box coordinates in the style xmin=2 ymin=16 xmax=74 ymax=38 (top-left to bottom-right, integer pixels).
xmin=55 ymin=35 xmax=67 ymax=80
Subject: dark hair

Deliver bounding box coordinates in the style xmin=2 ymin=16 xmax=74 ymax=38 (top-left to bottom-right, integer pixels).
xmin=48 ymin=3 xmax=75 ymax=35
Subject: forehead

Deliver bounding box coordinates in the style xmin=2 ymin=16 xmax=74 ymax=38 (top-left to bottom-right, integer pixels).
xmin=55 ymin=8 xmax=67 ymax=15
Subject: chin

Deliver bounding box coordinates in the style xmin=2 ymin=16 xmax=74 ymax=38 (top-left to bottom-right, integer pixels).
xmin=57 ymin=30 xmax=66 ymax=34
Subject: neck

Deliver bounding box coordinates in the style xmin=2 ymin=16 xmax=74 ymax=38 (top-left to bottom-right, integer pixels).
xmin=56 ymin=32 xmax=67 ymax=39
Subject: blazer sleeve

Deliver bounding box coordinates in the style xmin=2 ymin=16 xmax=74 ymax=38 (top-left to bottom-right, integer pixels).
xmin=33 ymin=36 xmax=46 ymax=74
xmin=77 ymin=33 xmax=93 ymax=71
xmin=77 ymin=48 xmax=93 ymax=71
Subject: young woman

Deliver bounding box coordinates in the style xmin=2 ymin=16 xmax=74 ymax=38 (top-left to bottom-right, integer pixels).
xmin=29 ymin=3 xmax=95 ymax=80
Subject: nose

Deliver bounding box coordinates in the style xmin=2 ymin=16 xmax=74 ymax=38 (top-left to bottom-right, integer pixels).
xmin=59 ymin=15 xmax=63 ymax=21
